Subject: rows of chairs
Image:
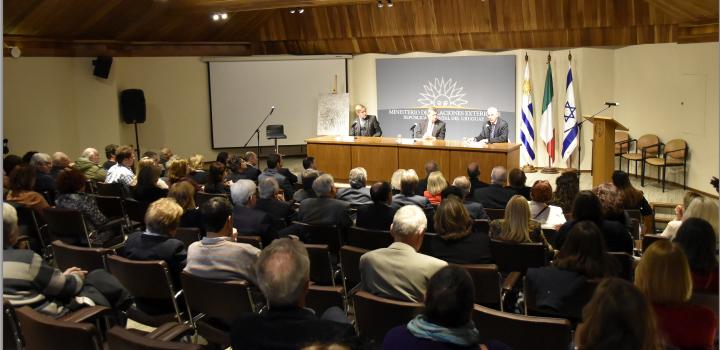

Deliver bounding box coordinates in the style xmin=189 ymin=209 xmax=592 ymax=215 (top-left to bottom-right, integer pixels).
xmin=615 ymin=131 xmax=688 ymax=192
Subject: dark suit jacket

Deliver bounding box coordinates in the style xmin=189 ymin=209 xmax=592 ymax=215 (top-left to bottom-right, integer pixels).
xmin=464 ymin=200 xmax=490 ymax=220
xmin=525 ymin=266 xmax=593 ymax=321
xmin=230 ymin=307 xmax=356 ymax=350
xmin=232 ymin=205 xmax=275 ymax=246
xmin=336 ymin=187 xmax=372 ymax=205
xmin=415 ymin=177 xmax=429 ymax=196
xmin=179 ymin=208 xmax=204 ymax=232
xmin=424 ymin=231 xmax=492 ymax=264
xmin=469 ymin=177 xmax=489 ymax=195
xmin=297 ymin=197 xmax=352 ymax=229
xmin=356 ymin=203 xmax=396 ymax=231
xmin=245 ymin=166 xmax=261 ymax=182
xmin=507 ymin=185 xmax=532 ymax=200
xmin=350 ymin=115 xmax=382 ymax=137
xmin=34 ymin=173 xmax=56 ymax=203
xmin=415 ymin=119 xmax=446 ymax=140
xmin=472 ymin=184 xmax=515 ymax=209
xmin=255 ymin=197 xmax=296 ymax=224
xmin=474 ymin=118 xmax=509 ymax=143
xmin=123 ymin=232 xmax=187 ymax=287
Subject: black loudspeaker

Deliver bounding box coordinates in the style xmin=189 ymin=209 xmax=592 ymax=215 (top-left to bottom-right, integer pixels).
xmin=120 ymin=89 xmax=146 ymax=124
xmin=92 ymin=56 xmax=113 ymax=79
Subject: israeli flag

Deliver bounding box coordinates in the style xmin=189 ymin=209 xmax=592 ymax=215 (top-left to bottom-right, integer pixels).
xmin=520 ymin=61 xmax=535 ymax=164
xmin=562 ymin=65 xmax=578 ymax=162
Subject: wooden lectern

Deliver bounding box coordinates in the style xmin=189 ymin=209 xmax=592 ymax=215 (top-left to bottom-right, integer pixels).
xmin=587 ymin=115 xmax=628 ymax=187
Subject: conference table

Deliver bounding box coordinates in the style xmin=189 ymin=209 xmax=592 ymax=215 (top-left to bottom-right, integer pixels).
xmin=306 ymin=136 xmax=520 ymax=184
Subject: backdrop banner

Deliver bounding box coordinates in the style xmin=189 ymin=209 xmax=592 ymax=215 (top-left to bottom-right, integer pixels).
xmin=376 ymin=55 xmax=516 ymax=141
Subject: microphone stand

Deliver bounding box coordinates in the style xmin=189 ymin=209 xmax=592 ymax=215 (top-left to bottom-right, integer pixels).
xmin=242 ymin=107 xmax=275 ymax=158
xmin=564 ymin=104 xmax=616 ymax=174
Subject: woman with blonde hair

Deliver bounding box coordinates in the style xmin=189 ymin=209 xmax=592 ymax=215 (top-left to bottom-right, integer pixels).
xmin=635 ymin=240 xmax=717 ymax=349
xmin=390 ymin=169 xmax=404 ymax=195
xmin=187 ymin=154 xmax=208 ymax=185
xmin=489 ymin=195 xmax=552 ymax=255
xmin=680 ymin=196 xmax=718 ymax=237
xmin=423 ymin=171 xmax=447 ymax=205
xmin=167 ymin=181 xmax=203 ymax=232
xmin=166 ymin=158 xmax=201 ymax=192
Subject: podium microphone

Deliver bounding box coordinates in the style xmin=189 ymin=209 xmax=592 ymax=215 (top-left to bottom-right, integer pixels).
xmin=351 ymin=121 xmax=358 ymax=128
xmin=410 ymin=123 xmax=417 ymax=131
xmin=605 ymin=101 xmax=619 ymax=106
xmin=269 ymin=106 xmax=276 ymax=115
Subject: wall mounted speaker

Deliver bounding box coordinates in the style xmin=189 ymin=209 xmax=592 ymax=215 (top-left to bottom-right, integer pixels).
xmin=92 ymin=56 xmax=113 ymax=79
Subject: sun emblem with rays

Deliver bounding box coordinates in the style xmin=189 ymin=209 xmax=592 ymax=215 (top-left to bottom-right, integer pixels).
xmin=417 ymin=77 xmax=469 ymax=108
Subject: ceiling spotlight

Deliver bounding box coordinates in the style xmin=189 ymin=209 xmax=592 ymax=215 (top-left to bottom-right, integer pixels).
xmin=387 ymin=0 xmax=393 ymax=7
xmin=377 ymin=0 xmax=383 ymax=8
xmin=290 ymin=8 xmax=296 ymax=13
xmin=298 ymin=8 xmax=304 ymax=13
xmin=220 ymin=13 xmax=228 ymax=20
xmin=212 ymin=13 xmax=220 ymax=21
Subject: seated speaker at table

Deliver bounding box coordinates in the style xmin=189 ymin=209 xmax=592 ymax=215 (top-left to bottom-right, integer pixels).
xmin=472 ymin=107 xmax=508 ymax=144
xmin=415 ymin=107 xmax=446 ymax=140
xmin=349 ymin=104 xmax=382 ymax=137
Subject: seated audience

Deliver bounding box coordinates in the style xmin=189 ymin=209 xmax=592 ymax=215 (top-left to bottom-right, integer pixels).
xmin=489 ymin=195 xmax=550 ymax=251
xmin=612 ymin=170 xmax=653 ymax=219
xmin=231 ymin=179 xmax=274 ymax=246
xmin=4 ymin=154 xmax=22 ymax=184
xmin=359 ymin=205 xmax=448 ymax=302
xmin=391 ymin=169 xmax=434 ymax=211
xmin=506 ymin=168 xmax=531 ymax=200
xmin=423 ymin=171 xmax=447 ymax=205
xmin=556 ymin=191 xmax=633 ymax=254
xmin=168 ymin=181 xmax=203 ymax=232
xmin=356 ymin=182 xmax=396 ymax=231
xmin=298 ymin=174 xmax=352 ymax=230
xmin=635 ymin=240 xmax=717 ymax=349
xmin=383 ymin=266 xmax=509 ymax=350
xmin=203 ymin=161 xmax=230 ymax=194
xmin=472 ymin=166 xmax=514 ymax=209
xmin=159 ymin=147 xmax=175 ymax=172
xmin=142 ymin=150 xmax=160 ymax=166
xmin=105 ymin=145 xmax=135 ymax=186
xmin=303 ymin=156 xmax=316 ymax=170
xmin=185 ymin=197 xmax=260 ymax=282
xmin=256 ymin=177 xmax=296 ymax=224
xmin=50 ymin=152 xmax=71 ymax=179
xmin=416 ymin=161 xmax=439 ymax=195
xmin=574 ymin=278 xmax=665 ymax=350
xmin=426 ymin=197 xmax=491 ymax=264
xmin=215 ymin=151 xmax=229 ymax=165
xmin=3 ymin=203 xmax=131 ymax=318
xmin=450 ymin=177 xmax=489 ymax=220
xmin=225 ymin=154 xmax=250 ymax=182
xmin=259 ymin=153 xmax=295 ymax=200
xmin=166 ymin=158 xmax=201 ymax=192
xmin=594 ymin=182 xmax=635 ymax=235
xmin=243 ymin=151 xmax=262 ymax=181
xmin=674 ymin=218 xmax=719 ymax=293
xmin=6 ymin=165 xmax=49 ymax=211
xmin=22 ymin=151 xmax=39 ymax=165
xmin=526 ymin=221 xmax=614 ymax=320
xmin=390 ymin=169 xmax=404 ymax=195
xmin=550 ymin=170 xmax=579 ymax=213
xmin=102 ymin=144 xmax=118 ymax=170
xmin=131 ymin=160 xmax=167 ymax=203
xmin=661 ymin=191 xmax=702 ymax=239
xmin=664 ymin=196 xmax=719 ymax=240
xmin=187 ymin=154 xmax=208 ymax=185
xmin=528 ymin=180 xmax=566 ymax=229
xmin=294 ymin=168 xmax=319 ymax=203
xmin=231 ymin=238 xmax=356 ymax=349
xmin=466 ymin=162 xmax=488 ymax=195
xmin=337 ymin=167 xmax=372 ymax=205
xmin=74 ymin=147 xmax=107 ymax=182
xmin=30 ymin=152 xmax=55 ymax=203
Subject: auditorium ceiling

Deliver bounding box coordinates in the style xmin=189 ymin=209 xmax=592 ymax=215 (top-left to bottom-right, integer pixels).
xmin=3 ymin=0 xmax=718 ymax=56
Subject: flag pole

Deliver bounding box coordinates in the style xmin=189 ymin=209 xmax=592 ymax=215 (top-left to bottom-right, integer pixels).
xmin=541 ymin=52 xmax=558 ymax=174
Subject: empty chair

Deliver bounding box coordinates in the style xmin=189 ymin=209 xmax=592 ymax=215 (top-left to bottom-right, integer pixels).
xmin=472 ymin=304 xmax=571 ymax=350
xmin=94 ymin=195 xmax=128 ymax=224
xmin=523 ymin=276 xmax=599 ymax=324
xmin=235 ymin=235 xmax=263 ymax=249
xmin=347 ymin=226 xmax=393 ymax=251
xmin=621 ymin=134 xmax=660 ymax=176
xmin=340 ymin=245 xmax=368 ymax=291
xmin=14 ymin=306 xmax=107 ymax=350
xmin=615 ymin=131 xmax=631 ymax=170
xmin=352 ymin=290 xmax=423 ymax=346
xmin=485 ymin=208 xmax=505 ymax=220
xmin=123 ymin=198 xmax=149 ymax=229
xmin=174 ymin=227 xmax=201 ymax=249
xmin=641 ymin=234 xmax=668 ymax=253
xmin=42 ymin=208 xmax=93 ymax=247
xmin=97 ymin=182 xmax=126 ymax=197
xmin=306 ymin=284 xmax=345 ymax=316
xmin=51 ymin=240 xmax=112 ymax=271
xmin=306 ymin=244 xmax=336 ymax=286
xmin=489 ymin=239 xmax=546 ymax=275
xmin=107 ymin=325 xmax=200 ymax=350
xmin=643 ymin=138 xmax=688 ymax=192
xmin=293 ymin=221 xmax=343 ymax=255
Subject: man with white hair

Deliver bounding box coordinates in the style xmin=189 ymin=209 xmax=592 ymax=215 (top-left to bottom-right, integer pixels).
xmin=30 ymin=152 xmax=55 ymax=202
xmin=231 ymin=179 xmax=274 ymax=246
xmin=336 ymin=167 xmax=372 ymax=205
xmin=472 ymin=106 xmax=509 ymax=144
xmin=74 ymin=148 xmax=107 ymax=181
xmin=452 ymin=176 xmax=490 ymax=220
xmin=50 ymin=152 xmax=71 ymax=179
xmin=230 ymin=238 xmax=356 ymax=348
xmin=472 ymin=166 xmax=514 ymax=209
xmin=297 ymin=174 xmax=352 ymax=230
xmin=359 ymin=205 xmax=448 ymax=302
xmin=255 ymin=177 xmax=296 ymax=224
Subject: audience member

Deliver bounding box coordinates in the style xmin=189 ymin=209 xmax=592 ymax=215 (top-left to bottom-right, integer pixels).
xmin=256 ymin=177 xmax=296 ymax=224
xmin=426 ymin=197 xmax=491 ymax=264
xmin=593 ymin=182 xmax=633 ymax=233
xmin=466 ymin=162 xmax=488 ymax=195
xmin=556 ymin=191 xmax=633 ymax=254
xmin=574 ymin=278 xmax=665 ymax=350
xmin=105 ymin=145 xmax=136 ymax=186
xmin=450 ymin=177 xmax=489 ymax=220
xmin=294 ymin=168 xmax=319 ymax=202
xmin=660 ymin=191 xmax=702 ymax=239
xmin=303 ymin=156 xmax=316 ymax=170
xmin=185 ymin=197 xmax=260 ymax=282
xmin=356 ymin=182 xmax=396 ymax=231
xmin=384 ymin=266 xmax=509 ymax=350
xmin=3 ymin=203 xmax=131 ymax=318
xmin=423 ymin=171 xmax=447 ymax=205
xmin=243 ymin=151 xmax=261 ymax=181
xmin=664 ymin=196 xmax=719 ymax=241
xmin=3 ymin=154 xmax=22 ymax=196
xmin=203 ymin=161 xmax=230 ymax=194
xmin=30 ymin=152 xmax=55 ymax=202
xmin=50 ymin=151 xmax=71 ymax=179
xmin=6 ymin=165 xmax=49 ymax=211
xmin=168 ymin=181 xmax=203 ymax=232
xmin=187 ymin=154 xmax=208 ymax=185
xmin=506 ymin=168 xmax=531 ymax=200
xmin=131 ymin=160 xmax=167 ymax=203
xmin=390 ymin=169 xmax=404 ymax=195
xmin=551 ymin=170 xmax=579 ymax=213
xmin=528 ymin=180 xmax=566 ymax=229
xmin=472 ymin=166 xmax=514 ymax=209
xmin=74 ymin=148 xmax=107 ymax=182
xmin=216 ymin=151 xmax=229 ymax=165
xmin=21 ymin=151 xmax=38 ymax=165
xmin=259 ymin=153 xmax=295 ymax=200
xmin=526 ymin=221 xmax=613 ymax=320
xmin=298 ymin=174 xmax=352 ymax=230
xmin=635 ymin=240 xmax=717 ymax=349
xmin=416 ymin=161 xmax=439 ymax=195
xmin=336 ymin=167 xmax=372 ymax=205
xmin=142 ymin=151 xmax=160 ymax=166
xmin=166 ymin=158 xmax=201 ymax=192
xmin=103 ymin=144 xmax=118 ymax=170
xmin=225 ymin=154 xmax=251 ymax=182
xmin=489 ymin=195 xmax=552 ymax=253
xmin=392 ymin=169 xmax=434 ymax=211
xmin=159 ymin=147 xmax=174 ymax=170
xmin=359 ymin=205 xmax=447 ymax=302
xmin=231 ymin=179 xmax=274 ymax=246
xmin=612 ymin=170 xmax=653 ymax=218
xmin=231 ymin=238 xmax=356 ymax=349
xmin=674 ymin=218 xmax=719 ymax=293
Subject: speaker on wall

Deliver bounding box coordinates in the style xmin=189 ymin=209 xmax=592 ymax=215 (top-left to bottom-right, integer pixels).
xmin=120 ymin=89 xmax=146 ymax=124
xmin=92 ymin=56 xmax=113 ymax=79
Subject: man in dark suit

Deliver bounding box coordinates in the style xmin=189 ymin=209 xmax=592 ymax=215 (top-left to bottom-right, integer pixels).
xmin=473 ymin=166 xmax=514 ymax=209
xmin=467 ymin=162 xmax=489 ymax=194
xmin=356 ymin=182 xmax=396 ymax=231
xmin=256 ymin=177 xmax=296 ymax=225
xmin=336 ymin=167 xmax=372 ymax=205
xmin=258 ymin=153 xmax=295 ymax=200
xmin=242 ymin=151 xmax=262 ymax=182
xmin=297 ymin=174 xmax=353 ymax=230
xmin=349 ymin=104 xmax=382 ymax=137
xmin=473 ymin=107 xmax=509 ymax=144
xmin=231 ymin=179 xmax=275 ymax=246
xmin=415 ymin=107 xmax=446 ymax=140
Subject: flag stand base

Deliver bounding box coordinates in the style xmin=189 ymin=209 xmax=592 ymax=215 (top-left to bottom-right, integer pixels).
xmin=541 ymin=167 xmax=560 ymax=174
xmin=522 ymin=165 xmax=538 ymax=173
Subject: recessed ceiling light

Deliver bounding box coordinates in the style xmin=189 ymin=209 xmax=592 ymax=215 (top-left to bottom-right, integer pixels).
xmin=290 ymin=8 xmax=296 ymax=13
xmin=377 ymin=0 xmax=383 ymax=8
xmin=220 ymin=13 xmax=228 ymax=20
xmin=298 ymin=8 xmax=304 ymax=14
xmin=212 ymin=13 xmax=220 ymax=21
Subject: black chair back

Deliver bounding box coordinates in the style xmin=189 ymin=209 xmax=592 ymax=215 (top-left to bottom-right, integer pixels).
xmin=305 ymin=244 xmax=336 ymax=286
xmin=174 ymin=227 xmax=201 ymax=249
xmin=490 ymin=239 xmax=546 ymax=274
xmin=486 ymin=208 xmax=505 ymax=220
xmin=195 ymin=192 xmax=229 ymax=209
xmin=340 ymin=245 xmax=368 ymax=290
xmin=235 ymin=235 xmax=263 ymax=249
xmin=97 ymin=182 xmax=126 ymax=197
xmin=454 ymin=264 xmax=502 ymax=308
xmin=124 ymin=199 xmax=149 ymax=227
xmin=641 ymin=234 xmax=668 ymax=253
xmin=293 ymin=221 xmax=342 ymax=255
xmin=523 ymin=276 xmax=598 ymax=324
xmin=306 ymin=285 xmax=345 ymax=316
xmin=473 ymin=219 xmax=490 ymax=234
xmin=42 ymin=208 xmax=92 ymax=247
xmin=94 ymin=195 xmax=127 ymax=222
xmin=347 ymin=226 xmax=392 ymax=251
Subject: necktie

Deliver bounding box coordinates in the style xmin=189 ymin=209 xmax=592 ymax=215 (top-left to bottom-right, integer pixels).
xmin=490 ymin=124 xmax=496 ymax=139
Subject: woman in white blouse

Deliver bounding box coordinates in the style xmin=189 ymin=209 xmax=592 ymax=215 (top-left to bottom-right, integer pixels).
xmin=529 ymin=180 xmax=567 ymax=230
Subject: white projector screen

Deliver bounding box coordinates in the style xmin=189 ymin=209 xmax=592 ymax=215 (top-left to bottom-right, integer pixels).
xmin=208 ymin=58 xmax=347 ymax=148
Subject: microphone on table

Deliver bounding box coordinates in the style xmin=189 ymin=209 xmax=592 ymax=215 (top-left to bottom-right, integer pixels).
xmin=605 ymin=101 xmax=619 ymax=106
xmin=269 ymin=106 xmax=275 ymax=115
xmin=351 ymin=121 xmax=357 ymax=128
xmin=410 ymin=123 xmax=417 ymax=131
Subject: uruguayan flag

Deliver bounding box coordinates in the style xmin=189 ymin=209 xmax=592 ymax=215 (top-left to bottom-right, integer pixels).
xmin=520 ymin=61 xmax=535 ymax=165
xmin=562 ymin=65 xmax=578 ymax=162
